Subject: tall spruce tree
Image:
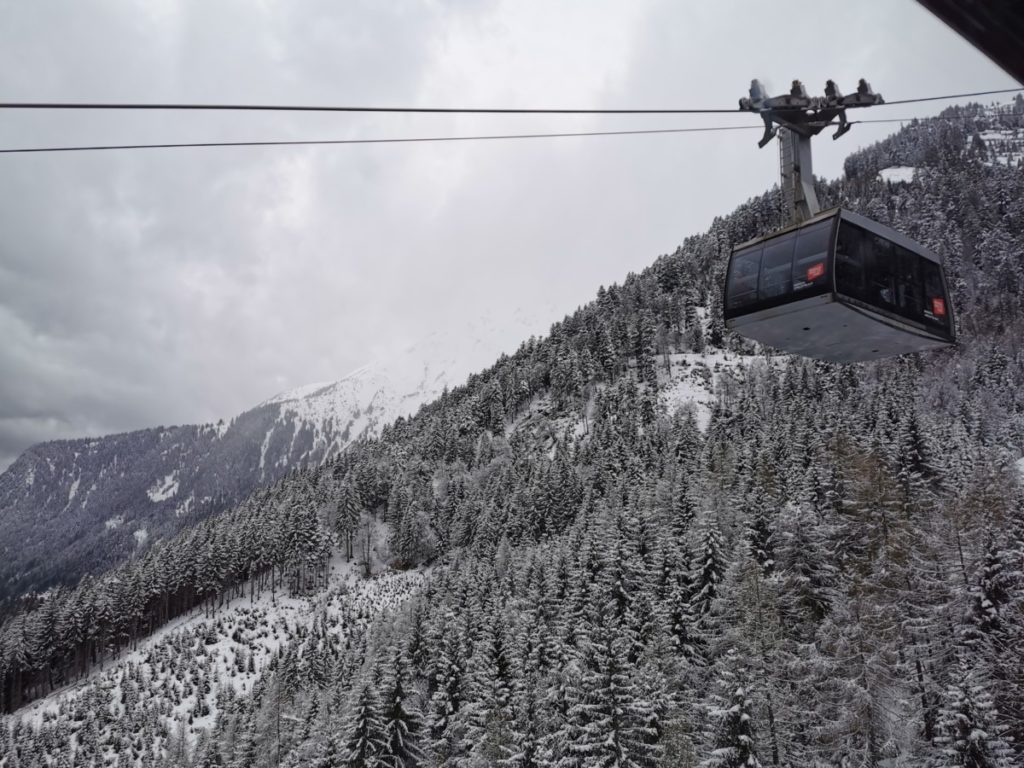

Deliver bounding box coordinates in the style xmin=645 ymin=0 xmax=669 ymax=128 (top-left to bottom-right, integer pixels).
xmin=342 ymin=681 xmax=386 ymax=768
xmin=379 ymin=650 xmax=424 ymax=768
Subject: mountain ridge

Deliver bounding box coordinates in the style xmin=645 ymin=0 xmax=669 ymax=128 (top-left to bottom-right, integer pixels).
xmin=0 ymin=310 xmax=557 ymax=611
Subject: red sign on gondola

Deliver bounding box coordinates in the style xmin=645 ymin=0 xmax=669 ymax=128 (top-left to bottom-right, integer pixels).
xmin=806 ymin=262 xmax=825 ymax=281
xmin=932 ymin=297 xmax=946 ymax=317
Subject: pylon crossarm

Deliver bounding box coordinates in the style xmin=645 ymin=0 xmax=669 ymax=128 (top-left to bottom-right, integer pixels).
xmin=738 ymin=78 xmax=884 ymax=225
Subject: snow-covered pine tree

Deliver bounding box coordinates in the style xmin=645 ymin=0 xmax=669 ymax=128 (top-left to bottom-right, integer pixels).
xmin=932 ymin=657 xmax=1014 ymax=768
xmin=561 ymin=608 xmax=661 ymax=768
xmin=342 ymin=680 xmax=387 ymax=768
xmin=701 ymin=649 xmax=762 ymax=768
xmin=379 ymin=649 xmax=424 ymax=768
xmin=337 ymin=480 xmax=363 ymax=562
xmin=691 ymin=517 xmax=728 ymax=620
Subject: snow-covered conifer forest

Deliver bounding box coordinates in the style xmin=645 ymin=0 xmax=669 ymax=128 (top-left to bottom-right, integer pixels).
xmin=2 ymin=100 xmax=1024 ymax=766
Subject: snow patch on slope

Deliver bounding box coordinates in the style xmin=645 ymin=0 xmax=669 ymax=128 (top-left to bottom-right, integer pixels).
xmin=977 ymin=128 xmax=1024 ymax=167
xmin=659 ymin=351 xmax=749 ymax=430
xmin=147 ymin=472 xmax=179 ymax=502
xmin=175 ymin=493 xmax=195 ymax=518
xmin=878 ymin=166 xmax=916 ymax=184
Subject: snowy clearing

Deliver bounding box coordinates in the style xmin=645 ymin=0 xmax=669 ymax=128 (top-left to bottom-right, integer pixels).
xmin=878 ymin=166 xmax=916 ymax=184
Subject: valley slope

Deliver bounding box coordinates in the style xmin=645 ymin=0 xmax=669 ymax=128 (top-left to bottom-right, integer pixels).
xmin=0 ymin=312 xmax=550 ymax=612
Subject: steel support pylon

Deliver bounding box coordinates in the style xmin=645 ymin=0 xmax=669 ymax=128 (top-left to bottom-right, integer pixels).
xmin=779 ymin=127 xmax=820 ymax=226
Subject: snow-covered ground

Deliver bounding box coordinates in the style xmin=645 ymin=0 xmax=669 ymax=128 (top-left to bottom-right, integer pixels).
xmin=878 ymin=166 xmax=916 ymax=184
xmin=146 ymin=472 xmax=179 ymax=502
xmin=515 ymin=345 xmax=754 ymax=445
xmin=658 ymin=350 xmax=749 ymax=429
xmin=5 ymin=557 xmax=425 ymax=763
xmin=971 ymin=122 xmax=1024 ymax=168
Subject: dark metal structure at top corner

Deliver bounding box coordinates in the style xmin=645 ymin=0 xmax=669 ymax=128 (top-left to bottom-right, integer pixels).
xmin=914 ymin=0 xmax=1024 ymax=86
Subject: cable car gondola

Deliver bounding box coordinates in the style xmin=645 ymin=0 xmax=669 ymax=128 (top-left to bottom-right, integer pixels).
xmin=726 ymin=78 xmax=957 ymax=363
xmin=724 ymin=208 xmax=955 ymax=363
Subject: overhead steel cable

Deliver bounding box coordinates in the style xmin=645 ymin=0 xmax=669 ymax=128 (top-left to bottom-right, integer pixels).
xmin=0 ymin=124 xmax=761 ymax=154
xmin=881 ymin=87 xmax=1023 ymax=106
xmin=0 ymin=102 xmax=737 ymax=115
xmin=1 ymin=107 xmax=1019 ymax=156
xmin=0 ymin=87 xmax=1019 ymax=114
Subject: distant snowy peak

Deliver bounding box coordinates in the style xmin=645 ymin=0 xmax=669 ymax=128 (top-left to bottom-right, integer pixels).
xmin=257 ymin=357 xmax=461 ymax=469
xmin=260 ymin=381 xmax=334 ymax=406
xmin=255 ymin=306 xmax=564 ymax=460
xmin=272 ymin=362 xmax=425 ymax=421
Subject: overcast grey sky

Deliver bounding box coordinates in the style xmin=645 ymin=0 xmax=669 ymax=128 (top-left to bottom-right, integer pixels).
xmin=0 ymin=0 xmax=1016 ymax=469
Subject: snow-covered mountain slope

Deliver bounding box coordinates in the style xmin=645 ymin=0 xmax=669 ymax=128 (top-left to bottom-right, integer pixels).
xmin=0 ymin=309 xmax=555 ymax=611
xmin=658 ymin=350 xmax=752 ymax=429
xmin=969 ymin=101 xmax=1024 ymax=167
xmin=2 ymin=559 xmax=424 ymax=765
